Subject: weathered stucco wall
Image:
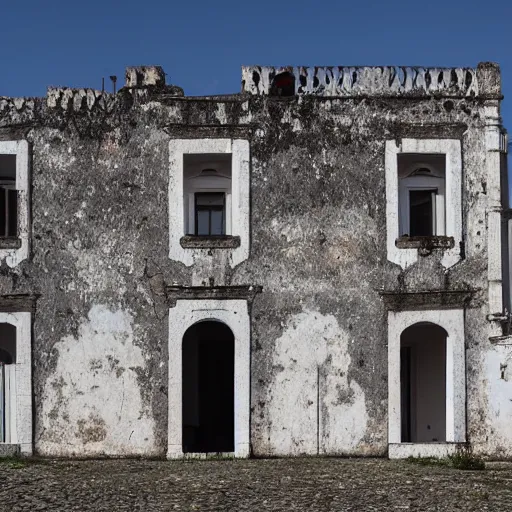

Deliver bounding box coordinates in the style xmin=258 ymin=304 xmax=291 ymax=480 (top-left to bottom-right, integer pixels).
xmin=0 ymin=63 xmax=509 ymax=457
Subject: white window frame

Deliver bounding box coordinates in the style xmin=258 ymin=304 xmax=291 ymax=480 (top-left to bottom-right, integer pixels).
xmin=0 ymin=141 xmax=30 ymax=267
xmin=0 ymin=313 xmax=32 ymax=455
xmin=167 ymin=300 xmax=250 ymax=459
xmin=169 ymin=139 xmax=250 ymax=267
xmin=387 ymin=309 xmax=465 ymax=459
xmin=399 ymin=176 xmax=446 ymax=237
xmin=385 ymin=139 xmax=462 ymax=268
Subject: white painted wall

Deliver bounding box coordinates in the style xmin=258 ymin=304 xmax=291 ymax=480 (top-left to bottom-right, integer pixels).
xmin=484 ymin=102 xmax=504 ymax=333
xmin=478 ymin=344 xmax=512 ymax=457
xmin=263 ymin=310 xmax=368 ymax=456
xmin=38 ymin=305 xmax=156 ymax=456
xmin=469 ymin=101 xmax=510 ymax=457
xmin=167 ymin=300 xmax=250 ymax=458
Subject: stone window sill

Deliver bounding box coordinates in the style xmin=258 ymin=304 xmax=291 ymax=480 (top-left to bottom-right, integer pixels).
xmin=0 ymin=238 xmax=22 ymax=250
xmin=180 ymin=235 xmax=241 ymax=249
xmin=395 ymin=236 xmax=455 ymax=250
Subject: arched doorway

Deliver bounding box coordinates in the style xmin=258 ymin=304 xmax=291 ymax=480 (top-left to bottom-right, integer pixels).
xmin=182 ymin=321 xmax=235 ymax=453
xmin=0 ymin=323 xmax=16 ymax=444
xmin=400 ymin=322 xmax=447 ymax=443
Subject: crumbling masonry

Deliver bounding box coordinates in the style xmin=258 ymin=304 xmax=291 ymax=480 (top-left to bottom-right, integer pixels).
xmin=0 ymin=62 xmax=510 ymax=458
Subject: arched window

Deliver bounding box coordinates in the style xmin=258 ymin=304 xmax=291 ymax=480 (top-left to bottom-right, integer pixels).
xmin=270 ymin=72 xmax=295 ymax=97
xmin=400 ymin=322 xmax=447 ymax=443
xmin=398 ymin=154 xmax=446 ymax=237
xmin=182 ymin=320 xmax=234 ymax=453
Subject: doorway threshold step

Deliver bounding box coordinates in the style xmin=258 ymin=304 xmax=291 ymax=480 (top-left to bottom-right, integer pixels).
xmin=389 ymin=442 xmax=466 ymax=459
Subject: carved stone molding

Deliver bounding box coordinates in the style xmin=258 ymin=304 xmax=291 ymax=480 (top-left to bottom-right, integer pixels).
xmin=166 ymin=285 xmax=262 ymax=308
xmin=0 ymin=294 xmax=40 ymax=312
xmin=378 ymin=289 xmax=479 ymax=311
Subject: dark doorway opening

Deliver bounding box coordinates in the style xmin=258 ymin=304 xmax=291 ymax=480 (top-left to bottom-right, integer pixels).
xmin=182 ymin=321 xmax=235 ymax=453
xmin=400 ymin=323 xmax=447 ymax=443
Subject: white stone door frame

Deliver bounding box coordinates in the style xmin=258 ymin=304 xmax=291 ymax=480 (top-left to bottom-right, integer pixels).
xmin=388 ymin=308 xmax=465 ymax=458
xmin=167 ymin=299 xmax=250 ymax=459
xmin=0 ymin=312 xmax=32 ymax=455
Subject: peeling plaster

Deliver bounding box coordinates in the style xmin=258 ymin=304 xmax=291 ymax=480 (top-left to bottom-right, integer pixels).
xmin=482 ymin=347 xmax=512 ymax=457
xmin=0 ymin=62 xmax=506 ymax=458
xmin=263 ymin=310 xmax=368 ymax=455
xmin=38 ymin=305 xmax=156 ymax=456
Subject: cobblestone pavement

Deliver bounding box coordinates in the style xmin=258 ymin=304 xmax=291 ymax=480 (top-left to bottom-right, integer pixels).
xmin=1 ymin=457 xmax=512 ymax=511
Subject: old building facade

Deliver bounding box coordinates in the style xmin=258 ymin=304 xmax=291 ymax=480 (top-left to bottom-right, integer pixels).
xmin=0 ymin=62 xmax=509 ymax=459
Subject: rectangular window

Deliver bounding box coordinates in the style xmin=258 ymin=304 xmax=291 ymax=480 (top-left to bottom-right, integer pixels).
xmin=385 ymin=139 xmax=462 ymax=269
xmin=0 ymin=184 xmax=18 ymax=238
xmin=0 ymin=155 xmax=17 ymax=238
xmin=169 ymin=138 xmax=250 ymax=265
xmin=397 ymin=154 xmax=446 ymax=238
xmin=195 ymin=193 xmax=225 ymax=236
xmin=183 ymin=153 xmax=232 ymax=237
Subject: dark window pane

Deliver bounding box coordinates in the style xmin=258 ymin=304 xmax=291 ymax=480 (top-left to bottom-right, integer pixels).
xmin=194 ymin=192 xmax=226 ymax=236
xmin=196 ymin=210 xmax=210 ymax=236
xmin=0 ymin=155 xmax=16 ymax=180
xmin=196 ymin=193 xmax=224 ymax=207
xmin=7 ymin=190 xmax=17 ymax=237
xmin=210 ymin=210 xmax=224 ymax=235
xmin=409 ymin=190 xmax=435 ymax=236
xmin=0 ymin=189 xmax=6 ymax=237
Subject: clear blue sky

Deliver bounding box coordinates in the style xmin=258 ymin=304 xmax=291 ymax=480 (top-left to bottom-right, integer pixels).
xmin=1 ymin=0 xmax=510 ymax=129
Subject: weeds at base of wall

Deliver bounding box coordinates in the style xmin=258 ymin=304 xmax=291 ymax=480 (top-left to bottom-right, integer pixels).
xmin=407 ymin=452 xmax=485 ymax=471
xmin=449 ymin=452 xmax=486 ymax=470
xmin=178 ymin=453 xmax=238 ymax=463
xmin=0 ymin=456 xmax=28 ymax=469
xmin=0 ymin=456 xmax=49 ymax=469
